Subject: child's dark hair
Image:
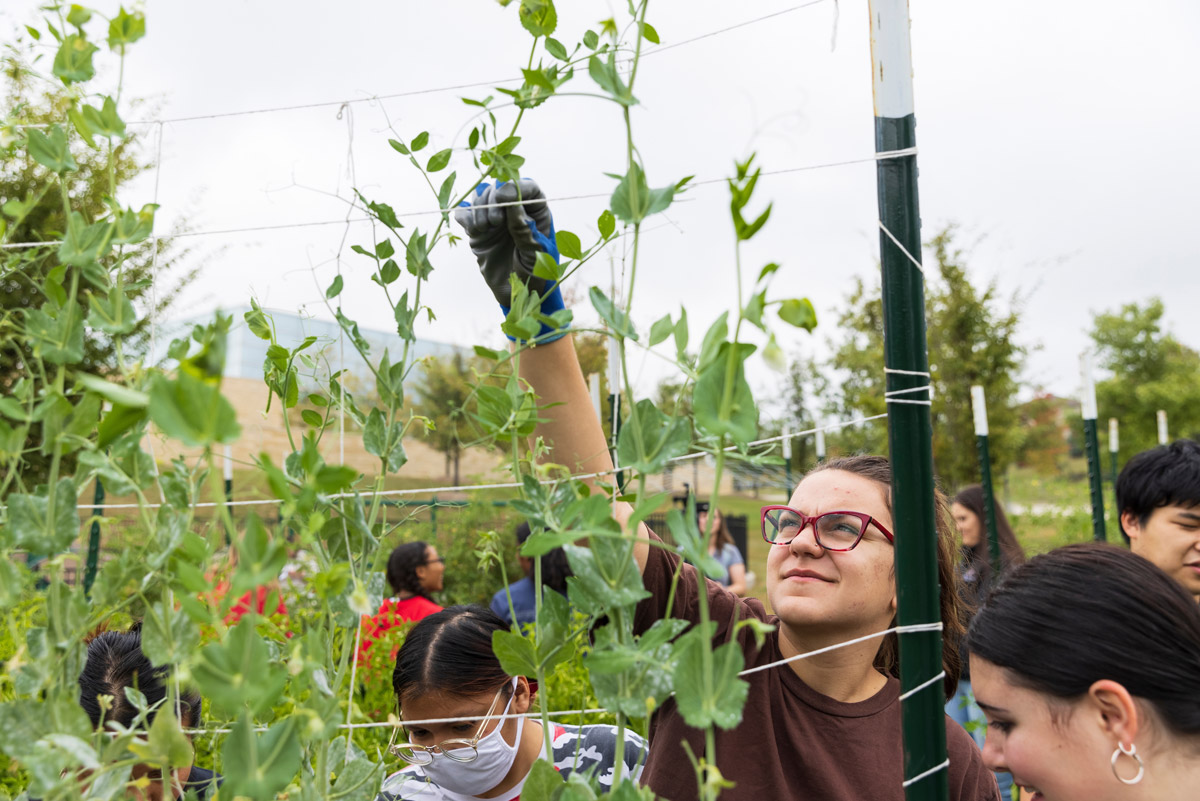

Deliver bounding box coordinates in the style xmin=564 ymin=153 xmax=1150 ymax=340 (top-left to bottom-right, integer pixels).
xmin=392 ymin=605 xmax=510 ymax=705
xmin=968 ymin=543 xmax=1200 ymax=737
xmin=78 ymin=627 xmax=203 ymax=730
xmin=515 ymin=522 xmax=572 ymax=595
xmin=1116 ymin=439 xmax=1200 ymax=544
xmin=386 ymin=541 xmax=434 ymax=599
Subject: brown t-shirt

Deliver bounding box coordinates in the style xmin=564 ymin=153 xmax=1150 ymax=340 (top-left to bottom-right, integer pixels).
xmin=632 ymin=532 xmax=1000 ymax=801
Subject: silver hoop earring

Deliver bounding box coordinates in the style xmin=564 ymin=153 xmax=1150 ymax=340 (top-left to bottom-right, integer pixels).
xmin=1110 ymin=741 xmax=1144 ymax=785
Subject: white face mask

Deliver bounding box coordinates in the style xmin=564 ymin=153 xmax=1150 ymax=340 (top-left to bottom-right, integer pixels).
xmin=418 ymin=678 xmax=524 ymax=797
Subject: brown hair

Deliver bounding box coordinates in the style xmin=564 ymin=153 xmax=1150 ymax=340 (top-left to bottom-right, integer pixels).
xmin=702 ymin=507 xmax=735 ymax=550
xmin=952 ymin=484 xmax=1026 ymax=592
xmin=808 ymin=455 xmax=965 ymax=699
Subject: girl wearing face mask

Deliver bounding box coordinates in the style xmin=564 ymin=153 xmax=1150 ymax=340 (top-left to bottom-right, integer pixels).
xmin=376 ymin=606 xmax=646 ymax=801
xmin=968 ymin=543 xmax=1200 ymax=801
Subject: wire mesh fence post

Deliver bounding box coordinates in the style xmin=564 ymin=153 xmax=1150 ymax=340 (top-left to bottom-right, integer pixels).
xmin=869 ymin=2 xmax=948 ymax=799
xmin=1108 ymin=418 xmax=1120 ymax=515
xmin=971 ymin=387 xmax=1002 ymax=573
xmin=83 ymin=477 xmax=105 ymax=594
xmin=1081 ymin=351 xmax=1107 ymax=541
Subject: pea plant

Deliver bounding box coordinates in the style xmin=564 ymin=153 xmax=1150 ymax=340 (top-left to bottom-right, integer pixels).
xmin=0 ymin=2 xmax=817 ymax=801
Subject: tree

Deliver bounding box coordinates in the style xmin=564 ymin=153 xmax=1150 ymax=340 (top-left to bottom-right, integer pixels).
xmin=1015 ymin=392 xmax=1071 ymax=474
xmin=413 ymin=353 xmax=475 ymax=485
xmin=823 ymin=225 xmax=1026 ymax=489
xmin=1 ymin=33 xmax=193 ymax=485
xmin=1091 ymin=298 xmax=1200 ymax=456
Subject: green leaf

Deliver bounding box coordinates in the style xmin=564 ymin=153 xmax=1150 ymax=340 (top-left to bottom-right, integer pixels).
xmin=521 ymin=758 xmax=566 ymax=801
xmin=129 ymin=707 xmax=193 ymax=770
xmin=59 ymin=211 xmax=113 ymax=267
xmin=301 ymin=409 xmax=323 ymax=427
xmin=438 ymin=171 xmax=457 ymax=212
xmin=743 ymin=289 xmax=767 ymax=332
xmin=326 ymin=274 xmax=344 ymax=299
xmin=564 ymin=536 xmax=648 ymax=616
xmin=648 ymin=314 xmax=674 ymax=346
xmin=26 ymin=305 xmax=85 ymax=364
xmin=86 ymin=286 xmax=137 ymax=334
xmin=617 ymin=398 xmax=691 ymax=474
xmin=96 ymin=403 xmax=147 ymax=449
xmin=363 ymin=408 xmax=406 ymax=472
xmin=493 ymin=630 xmax=538 ymax=676
xmin=221 ymin=716 xmax=301 ymax=800
xmin=544 ymin=37 xmax=568 ymax=60
xmin=692 ymin=342 xmax=759 ymax=445
xmin=378 ymin=258 xmax=400 ymax=285
xmin=556 ymin=230 xmax=582 ymax=260
xmin=388 ymin=138 xmax=409 ymax=155
xmin=67 ymin=107 xmax=97 ymax=149
xmin=107 ymin=8 xmax=146 ymax=49
xmin=26 ymin=125 xmax=77 ymax=173
xmin=139 ymin=600 xmax=201 ymax=669
xmin=640 ymin=22 xmax=660 ymax=43
xmin=66 ymin=5 xmax=92 ymax=27
xmin=405 ymin=231 xmax=433 ymax=279
xmin=779 ymin=298 xmax=818 ymax=331
xmin=589 ymin=286 xmax=637 ymax=340
xmin=666 ymin=505 xmax=723 ymax=580
xmin=673 ymin=631 xmax=749 ymax=730
xmin=193 ymin=619 xmax=288 ymax=717
xmin=111 ymin=201 xmax=154 ymax=243
xmin=6 ymin=479 xmax=79 ymax=552
xmin=519 ymin=0 xmax=558 ymax=36
xmin=53 ymin=34 xmax=99 ymax=84
xmin=244 ymin=302 xmax=272 ymax=340
xmin=410 ymin=131 xmax=430 ymax=152
xmin=598 ymin=209 xmax=616 ymax=239
xmin=697 ymin=311 xmax=728 ymax=370
xmin=583 ymin=29 xmax=599 ymax=49
xmin=474 ymin=345 xmax=503 ymax=361
xmin=673 ymin=307 xmax=689 ymax=358
xmin=588 ymin=53 xmax=632 ymax=104
xmin=610 ymin=163 xmax=675 ymax=224
xmin=314 ymin=464 xmax=358 ymax=493
xmin=426 ymin=148 xmax=452 ymax=172
xmin=532 ymin=250 xmax=563 ymax=282
xmin=147 ymin=372 xmax=241 ymax=447
xmin=232 ymin=514 xmax=289 ymax=595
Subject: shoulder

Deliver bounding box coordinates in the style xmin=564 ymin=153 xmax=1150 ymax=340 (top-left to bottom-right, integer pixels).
xmin=550 ymin=724 xmax=647 ymax=784
xmin=944 ymin=715 xmax=1001 ymax=800
xmin=720 ymin=543 xmax=743 ymax=563
xmin=182 ymin=767 xmax=223 ymax=799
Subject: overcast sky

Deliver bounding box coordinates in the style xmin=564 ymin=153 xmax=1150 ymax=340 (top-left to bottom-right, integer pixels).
xmin=5 ymin=0 xmax=1199 ymax=415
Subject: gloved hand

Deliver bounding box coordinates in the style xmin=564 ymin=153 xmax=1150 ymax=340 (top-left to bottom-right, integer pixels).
xmin=454 ymin=179 xmax=567 ymax=343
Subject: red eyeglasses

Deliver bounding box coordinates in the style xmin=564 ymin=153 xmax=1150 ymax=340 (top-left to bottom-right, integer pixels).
xmin=760 ymin=506 xmax=895 ymax=551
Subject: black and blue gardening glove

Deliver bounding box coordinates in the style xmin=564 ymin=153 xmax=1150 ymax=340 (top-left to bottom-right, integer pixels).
xmin=453 ymin=178 xmax=567 ymax=343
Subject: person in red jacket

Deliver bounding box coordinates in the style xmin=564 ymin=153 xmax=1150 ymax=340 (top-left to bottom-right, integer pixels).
xmin=358 ymin=541 xmax=446 ymax=662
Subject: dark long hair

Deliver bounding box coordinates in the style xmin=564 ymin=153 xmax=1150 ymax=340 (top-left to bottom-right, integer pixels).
xmin=700 ymin=506 xmax=735 ymax=551
xmin=808 ymin=455 xmax=965 ymax=699
xmin=392 ymin=605 xmax=511 ymax=705
xmin=968 ymin=544 xmax=1200 ymax=738
xmin=952 ymin=484 xmax=1026 ymax=592
xmin=386 ymin=541 xmax=435 ymax=600
xmin=515 ymin=522 xmax=572 ymax=595
xmin=79 ymin=627 xmax=202 ymax=730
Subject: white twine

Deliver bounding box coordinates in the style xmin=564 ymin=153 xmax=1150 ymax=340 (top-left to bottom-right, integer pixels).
xmin=903 ymin=759 xmax=950 ymax=788
xmin=738 ymin=622 xmax=942 ymax=677
xmin=876 ymin=220 xmax=924 ymax=274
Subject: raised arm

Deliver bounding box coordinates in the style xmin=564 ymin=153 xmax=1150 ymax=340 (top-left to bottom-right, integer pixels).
xmin=455 ymin=180 xmax=650 ymax=572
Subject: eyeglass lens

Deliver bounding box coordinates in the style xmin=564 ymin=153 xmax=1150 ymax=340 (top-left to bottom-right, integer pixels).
xmin=764 ymin=509 xmax=865 ymax=549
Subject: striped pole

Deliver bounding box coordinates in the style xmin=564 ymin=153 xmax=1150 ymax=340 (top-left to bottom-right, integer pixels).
xmin=1081 ymin=351 xmax=1106 ymax=541
xmin=869 ymin=4 xmax=948 ymax=800
xmin=1157 ymin=410 xmax=1168 ymax=445
xmin=1108 ymin=418 xmax=1120 ymax=513
xmin=971 ymin=387 xmax=1002 ymax=573
xmin=782 ymin=424 xmax=794 ymax=496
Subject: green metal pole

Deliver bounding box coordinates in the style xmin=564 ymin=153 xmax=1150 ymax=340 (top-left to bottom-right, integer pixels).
xmin=782 ymin=424 xmax=794 ymax=496
xmin=971 ymin=387 xmax=1002 ymax=574
xmin=1108 ymin=418 xmax=1120 ymax=515
xmin=83 ymin=477 xmax=104 ymax=594
xmin=1081 ymin=351 xmax=1107 ymax=541
xmin=869 ymin=4 xmax=948 ymax=800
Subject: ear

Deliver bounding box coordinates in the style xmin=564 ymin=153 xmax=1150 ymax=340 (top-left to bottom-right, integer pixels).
xmin=1086 ymin=680 xmax=1140 ymax=745
xmin=1120 ymin=511 xmax=1143 ymax=543
xmin=512 ymin=676 xmax=534 ymax=714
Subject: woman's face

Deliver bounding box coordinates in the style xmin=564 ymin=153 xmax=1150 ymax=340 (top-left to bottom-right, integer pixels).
xmin=951 ymin=502 xmax=982 ymax=548
xmin=128 ymin=763 xmax=192 ymax=801
xmin=417 ymin=545 xmax=445 ymax=593
xmin=398 ymin=679 xmax=531 ymax=757
xmin=971 ymin=657 xmax=1118 ymax=801
xmin=766 ymin=470 xmax=897 ymax=635
xmin=699 ymin=509 xmax=722 ymax=545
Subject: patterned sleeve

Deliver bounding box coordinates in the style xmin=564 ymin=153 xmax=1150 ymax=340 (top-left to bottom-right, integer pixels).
xmin=550 ymin=724 xmax=648 ymax=791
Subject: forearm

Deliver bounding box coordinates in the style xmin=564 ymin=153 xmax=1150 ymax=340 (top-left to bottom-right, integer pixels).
xmin=517 ymin=335 xmax=650 ymax=571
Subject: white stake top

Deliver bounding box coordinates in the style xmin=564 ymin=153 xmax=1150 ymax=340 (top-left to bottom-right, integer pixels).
xmin=1108 ymin=418 xmax=1119 ymax=453
xmin=1080 ymin=350 xmax=1098 ymax=421
xmin=868 ymin=0 xmax=917 ymax=119
xmin=782 ymin=425 xmax=792 ymax=460
xmin=970 ymin=385 xmax=989 ymax=436
xmin=1157 ymin=410 xmax=1169 ymax=444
